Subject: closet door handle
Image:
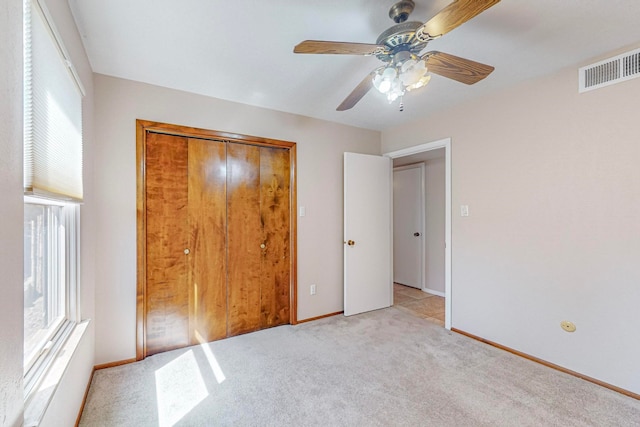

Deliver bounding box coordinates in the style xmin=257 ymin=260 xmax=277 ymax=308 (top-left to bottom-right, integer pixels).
xmin=184 ymin=248 xmax=190 ymax=255
xmin=413 ymin=232 xmax=421 ymax=237
xmin=260 ymin=243 xmax=266 ymax=249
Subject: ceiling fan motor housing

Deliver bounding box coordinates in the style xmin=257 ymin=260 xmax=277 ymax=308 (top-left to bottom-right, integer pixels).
xmin=376 ymin=21 xmax=429 ymax=62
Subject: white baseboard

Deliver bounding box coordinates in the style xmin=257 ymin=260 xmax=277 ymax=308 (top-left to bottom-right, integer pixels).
xmin=423 ymin=288 xmax=445 ymax=297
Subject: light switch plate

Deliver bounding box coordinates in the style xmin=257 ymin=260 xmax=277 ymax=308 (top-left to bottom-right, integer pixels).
xmin=461 ymin=205 xmax=469 ymax=217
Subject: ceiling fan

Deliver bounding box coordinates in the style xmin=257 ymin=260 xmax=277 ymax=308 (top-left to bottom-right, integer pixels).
xmin=293 ymin=0 xmax=500 ymax=111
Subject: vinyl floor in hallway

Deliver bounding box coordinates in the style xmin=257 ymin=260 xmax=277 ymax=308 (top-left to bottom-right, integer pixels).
xmin=393 ymin=283 xmax=445 ymax=326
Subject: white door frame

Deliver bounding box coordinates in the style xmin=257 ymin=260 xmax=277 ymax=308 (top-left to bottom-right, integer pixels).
xmin=384 ymin=138 xmax=452 ymax=330
xmin=393 ymin=163 xmax=425 ymax=291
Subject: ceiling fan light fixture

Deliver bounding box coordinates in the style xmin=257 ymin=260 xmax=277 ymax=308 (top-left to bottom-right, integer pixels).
xmin=400 ymin=58 xmax=417 ymax=72
xmin=373 ymin=67 xmax=405 ymax=102
xmin=373 ymin=66 xmax=396 ymax=94
xmin=406 ymin=74 xmax=431 ymax=91
xmin=400 ymin=59 xmax=427 ymax=86
xmin=373 ymin=53 xmax=430 ymax=103
xmin=387 ymin=79 xmax=405 ymax=102
xmin=382 ymin=66 xmax=398 ymax=80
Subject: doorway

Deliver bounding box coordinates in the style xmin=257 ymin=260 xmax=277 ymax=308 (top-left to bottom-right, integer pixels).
xmin=385 ymin=139 xmax=451 ymax=329
xmin=393 ymin=164 xmax=424 ymax=290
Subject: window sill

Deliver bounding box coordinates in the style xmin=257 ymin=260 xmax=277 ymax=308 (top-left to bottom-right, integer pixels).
xmin=24 ymin=320 xmax=91 ymax=427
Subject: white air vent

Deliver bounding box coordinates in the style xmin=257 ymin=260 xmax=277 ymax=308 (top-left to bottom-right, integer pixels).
xmin=579 ymin=48 xmax=640 ymax=93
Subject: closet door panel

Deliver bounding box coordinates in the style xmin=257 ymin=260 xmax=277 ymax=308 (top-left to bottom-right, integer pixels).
xmin=260 ymin=147 xmax=291 ymax=327
xmin=227 ymin=143 xmax=262 ymax=336
xmin=145 ymin=133 xmax=190 ymax=355
xmin=188 ymin=138 xmax=227 ymax=343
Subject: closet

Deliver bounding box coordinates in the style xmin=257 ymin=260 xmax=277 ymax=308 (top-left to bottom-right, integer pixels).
xmin=136 ymin=121 xmax=296 ymax=358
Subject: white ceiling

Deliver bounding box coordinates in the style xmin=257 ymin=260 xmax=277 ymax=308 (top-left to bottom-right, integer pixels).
xmin=69 ymin=0 xmax=640 ymax=131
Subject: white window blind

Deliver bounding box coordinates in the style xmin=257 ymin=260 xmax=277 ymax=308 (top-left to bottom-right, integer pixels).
xmin=24 ymin=0 xmax=84 ymax=201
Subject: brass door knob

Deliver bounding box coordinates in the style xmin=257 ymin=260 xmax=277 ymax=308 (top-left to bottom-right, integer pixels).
xmin=347 ymin=240 xmax=355 ymax=246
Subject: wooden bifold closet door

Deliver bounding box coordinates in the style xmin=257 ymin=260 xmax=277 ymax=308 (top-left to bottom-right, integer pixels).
xmin=138 ymin=122 xmax=295 ymax=358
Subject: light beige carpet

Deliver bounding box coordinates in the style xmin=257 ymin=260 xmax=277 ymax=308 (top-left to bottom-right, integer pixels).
xmin=79 ymin=307 xmax=640 ymax=426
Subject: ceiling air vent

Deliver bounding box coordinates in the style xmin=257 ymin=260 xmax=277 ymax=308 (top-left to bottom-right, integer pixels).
xmin=579 ymin=47 xmax=640 ymax=93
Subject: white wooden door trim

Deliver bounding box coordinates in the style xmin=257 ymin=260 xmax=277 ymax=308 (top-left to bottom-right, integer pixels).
xmin=384 ymin=138 xmax=452 ymax=330
xmin=393 ymin=163 xmax=425 ymax=290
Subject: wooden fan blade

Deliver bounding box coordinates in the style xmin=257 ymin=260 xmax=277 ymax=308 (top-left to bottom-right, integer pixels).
xmin=294 ymin=40 xmax=387 ymax=56
xmin=425 ymin=51 xmax=494 ymax=85
xmin=417 ymin=0 xmax=500 ymax=39
xmin=337 ymin=72 xmax=376 ymax=111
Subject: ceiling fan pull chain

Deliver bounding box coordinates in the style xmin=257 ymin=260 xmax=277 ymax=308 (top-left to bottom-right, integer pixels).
xmin=399 ymin=96 xmax=404 ymax=112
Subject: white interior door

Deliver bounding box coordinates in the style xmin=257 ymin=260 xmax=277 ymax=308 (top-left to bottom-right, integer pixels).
xmin=393 ymin=165 xmax=424 ymax=289
xmin=344 ymin=152 xmax=392 ymax=316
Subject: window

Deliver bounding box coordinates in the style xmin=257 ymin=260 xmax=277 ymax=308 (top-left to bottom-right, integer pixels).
xmin=23 ymin=200 xmax=80 ymax=396
xmin=23 ymin=0 xmax=84 ymax=401
xmin=23 ymin=203 xmax=65 ymax=368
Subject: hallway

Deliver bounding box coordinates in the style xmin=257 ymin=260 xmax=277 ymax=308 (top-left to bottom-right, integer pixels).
xmin=393 ymin=283 xmax=445 ymax=326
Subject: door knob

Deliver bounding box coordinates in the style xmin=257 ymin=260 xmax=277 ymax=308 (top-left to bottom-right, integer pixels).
xmin=260 ymin=243 xmax=266 ymax=249
xmin=347 ymin=240 xmax=355 ymax=246
xmin=184 ymin=248 xmax=190 ymax=255
xmin=413 ymin=232 xmax=421 ymax=237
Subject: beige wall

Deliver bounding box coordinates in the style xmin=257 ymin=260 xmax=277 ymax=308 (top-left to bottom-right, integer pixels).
xmin=0 ymin=1 xmax=26 ymax=425
xmin=424 ymin=155 xmax=445 ymax=294
xmin=382 ymin=45 xmax=640 ymax=394
xmin=92 ymin=74 xmax=381 ymax=364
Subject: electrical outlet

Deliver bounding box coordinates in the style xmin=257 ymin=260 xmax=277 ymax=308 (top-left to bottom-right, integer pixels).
xmin=310 ymin=284 xmax=316 ymax=295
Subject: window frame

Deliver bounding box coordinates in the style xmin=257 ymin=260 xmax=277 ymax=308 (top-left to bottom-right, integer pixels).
xmin=23 ymin=196 xmax=81 ymax=401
